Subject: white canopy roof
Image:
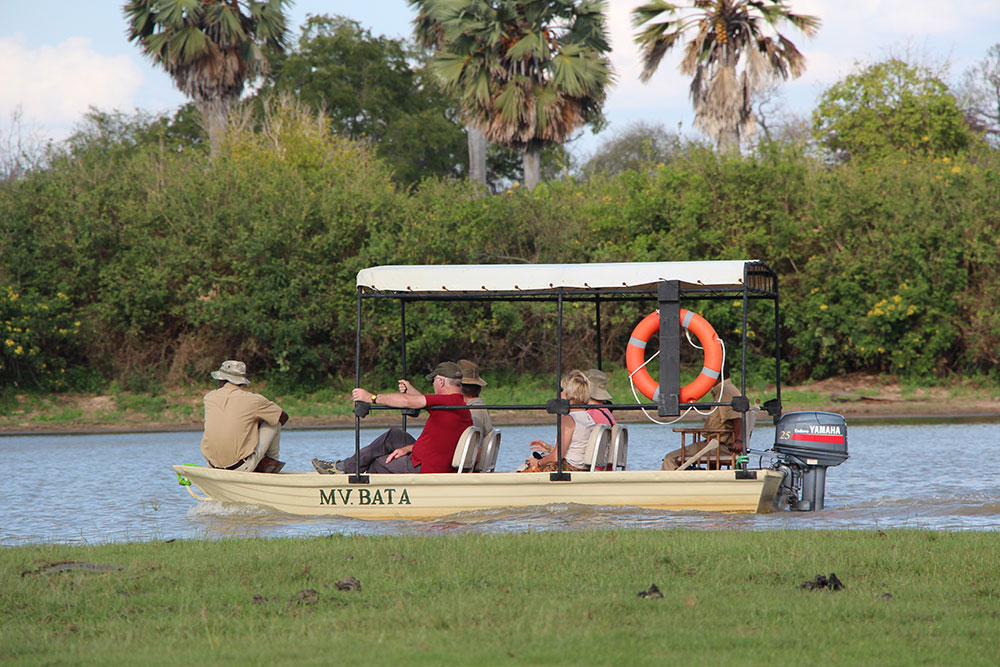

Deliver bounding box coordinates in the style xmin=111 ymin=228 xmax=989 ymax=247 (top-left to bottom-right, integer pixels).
xmin=356 ymin=261 xmax=757 ymax=293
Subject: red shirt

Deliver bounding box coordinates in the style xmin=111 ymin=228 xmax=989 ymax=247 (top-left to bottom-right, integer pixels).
xmin=410 ymin=393 xmax=473 ymax=473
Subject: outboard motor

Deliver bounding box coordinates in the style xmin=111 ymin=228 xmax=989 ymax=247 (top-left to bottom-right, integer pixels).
xmin=771 ymin=411 xmax=848 ymax=511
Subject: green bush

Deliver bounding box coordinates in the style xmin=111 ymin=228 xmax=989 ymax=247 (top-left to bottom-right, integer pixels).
xmin=1 ymin=104 xmax=998 ymax=389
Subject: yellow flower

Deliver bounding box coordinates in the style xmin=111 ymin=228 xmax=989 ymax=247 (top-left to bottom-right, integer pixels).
xmin=951 ymin=166 xmax=961 ymax=174
xmin=819 ymin=304 xmax=828 ymax=310
xmin=4 ymin=339 xmax=13 ymax=347
xmin=14 ymin=345 xmax=23 ymax=355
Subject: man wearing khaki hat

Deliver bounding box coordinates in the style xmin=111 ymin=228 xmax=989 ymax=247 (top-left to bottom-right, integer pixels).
xmin=201 ymin=360 xmax=289 ymax=473
xmin=459 ymin=359 xmax=492 ymax=435
xmin=313 ymin=361 xmax=472 ymax=474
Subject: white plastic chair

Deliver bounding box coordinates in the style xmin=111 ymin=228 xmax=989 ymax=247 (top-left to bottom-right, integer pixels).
xmin=609 ymin=424 xmax=629 ymax=470
xmin=582 ymin=424 xmax=612 ymax=471
xmin=451 ymin=426 xmax=483 ymax=474
xmin=475 ymin=429 xmax=501 ymax=472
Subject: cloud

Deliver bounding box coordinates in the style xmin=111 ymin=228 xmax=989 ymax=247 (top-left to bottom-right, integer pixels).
xmin=0 ymin=35 xmax=144 ymax=134
xmin=603 ymin=3 xmax=693 ymax=122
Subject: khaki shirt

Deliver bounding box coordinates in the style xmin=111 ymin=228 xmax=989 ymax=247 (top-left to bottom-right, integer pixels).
xmin=200 ymin=383 xmax=284 ymax=467
xmin=467 ymin=397 xmax=493 ymax=435
xmin=702 ymin=380 xmax=742 ymax=447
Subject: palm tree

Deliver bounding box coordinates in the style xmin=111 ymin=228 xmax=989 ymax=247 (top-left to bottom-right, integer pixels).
xmin=632 ymin=0 xmax=820 ymax=153
xmin=123 ymin=0 xmax=291 ymax=153
xmin=413 ymin=0 xmax=614 ymax=189
xmin=411 ymin=2 xmax=488 ymax=186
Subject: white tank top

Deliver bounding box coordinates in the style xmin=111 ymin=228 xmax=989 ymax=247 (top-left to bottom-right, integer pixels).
xmin=564 ymin=411 xmax=596 ymax=468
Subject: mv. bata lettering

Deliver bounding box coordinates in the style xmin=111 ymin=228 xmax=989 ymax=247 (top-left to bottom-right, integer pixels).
xmin=320 ymin=487 xmax=411 ymax=506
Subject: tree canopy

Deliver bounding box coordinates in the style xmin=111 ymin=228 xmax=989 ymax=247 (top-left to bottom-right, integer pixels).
xmin=123 ymin=0 xmax=291 ymax=153
xmin=812 ymin=58 xmax=975 ymax=162
xmin=632 ymin=0 xmax=820 ymax=153
xmin=413 ymin=0 xmax=613 ymax=188
xmin=957 ymin=43 xmax=1000 ymax=149
xmin=260 ymin=14 xmax=477 ymax=186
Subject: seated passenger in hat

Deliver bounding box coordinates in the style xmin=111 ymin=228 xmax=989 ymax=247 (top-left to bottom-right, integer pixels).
xmin=312 ymin=361 xmax=473 ymax=474
xmin=458 ymin=359 xmax=492 ymax=435
xmin=585 ymin=368 xmax=617 ymax=426
xmin=200 ymin=360 xmax=289 ymax=473
xmin=661 ymin=364 xmax=745 ymax=470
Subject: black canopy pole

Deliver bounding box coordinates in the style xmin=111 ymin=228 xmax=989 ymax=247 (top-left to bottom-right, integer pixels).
xmin=773 ymin=284 xmax=783 ymax=420
xmin=595 ymin=294 xmax=603 ymax=370
xmin=400 ymin=299 xmax=408 ymax=431
xmin=351 ymin=287 xmax=368 ymax=483
xmin=551 ymin=291 xmax=571 ymax=481
xmin=740 ymin=282 xmax=750 ymax=463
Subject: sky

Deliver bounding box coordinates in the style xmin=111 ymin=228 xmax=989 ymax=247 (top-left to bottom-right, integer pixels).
xmin=2 ymin=1 xmax=999 ymax=160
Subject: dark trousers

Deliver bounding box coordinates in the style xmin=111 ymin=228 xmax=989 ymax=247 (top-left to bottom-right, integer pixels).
xmin=341 ymin=428 xmax=419 ymax=474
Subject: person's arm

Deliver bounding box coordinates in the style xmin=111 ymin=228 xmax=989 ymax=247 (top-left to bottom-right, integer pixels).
xmin=530 ymin=415 xmax=577 ymax=466
xmin=729 ymin=416 xmax=745 ymax=452
xmin=385 ymin=444 xmax=414 ymax=462
xmin=352 ymin=387 xmax=427 ymax=410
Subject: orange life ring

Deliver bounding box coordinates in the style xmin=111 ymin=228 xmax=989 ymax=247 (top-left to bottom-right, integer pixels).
xmin=625 ymin=309 xmax=723 ymax=403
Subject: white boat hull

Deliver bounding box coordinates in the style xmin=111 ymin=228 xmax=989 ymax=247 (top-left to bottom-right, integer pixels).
xmin=173 ymin=465 xmax=784 ymax=518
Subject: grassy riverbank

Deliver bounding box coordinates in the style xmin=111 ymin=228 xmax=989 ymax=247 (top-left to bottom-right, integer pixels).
xmin=3 ymin=530 xmax=998 ymax=664
xmin=2 ymin=372 xmax=999 ymax=434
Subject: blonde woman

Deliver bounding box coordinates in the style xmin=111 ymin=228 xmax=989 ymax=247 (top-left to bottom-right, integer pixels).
xmin=522 ymin=370 xmax=596 ymax=472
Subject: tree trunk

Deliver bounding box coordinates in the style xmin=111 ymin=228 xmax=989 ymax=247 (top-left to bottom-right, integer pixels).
xmin=717 ymin=127 xmax=741 ymax=154
xmin=523 ymin=146 xmax=541 ymax=190
xmin=467 ymin=125 xmax=487 ymax=186
xmin=197 ymin=98 xmax=230 ymax=155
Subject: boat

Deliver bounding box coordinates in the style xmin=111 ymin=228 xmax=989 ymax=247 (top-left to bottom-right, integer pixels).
xmin=174 ymin=260 xmax=848 ymax=518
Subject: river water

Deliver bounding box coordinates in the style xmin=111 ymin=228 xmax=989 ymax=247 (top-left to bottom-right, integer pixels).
xmin=2 ymin=419 xmax=998 ymax=545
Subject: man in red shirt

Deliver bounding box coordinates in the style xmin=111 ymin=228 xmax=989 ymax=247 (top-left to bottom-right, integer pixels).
xmin=312 ymin=361 xmax=472 ymax=474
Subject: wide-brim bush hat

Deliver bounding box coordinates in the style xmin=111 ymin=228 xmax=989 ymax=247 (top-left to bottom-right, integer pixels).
xmin=585 ymin=369 xmax=612 ymax=400
xmin=425 ymin=361 xmax=463 ymax=380
xmin=458 ymin=359 xmax=487 ymax=386
xmin=211 ymin=360 xmax=251 ymax=386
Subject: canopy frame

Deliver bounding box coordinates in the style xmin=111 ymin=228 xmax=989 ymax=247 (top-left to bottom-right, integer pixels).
xmin=349 ymin=260 xmax=782 ymax=483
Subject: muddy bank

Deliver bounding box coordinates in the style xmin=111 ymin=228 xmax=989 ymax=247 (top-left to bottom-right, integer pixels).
xmin=3 ymin=376 xmax=1000 ymax=435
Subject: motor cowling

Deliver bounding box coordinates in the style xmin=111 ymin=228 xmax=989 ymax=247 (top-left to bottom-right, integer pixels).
xmin=772 ymin=411 xmax=848 ymax=511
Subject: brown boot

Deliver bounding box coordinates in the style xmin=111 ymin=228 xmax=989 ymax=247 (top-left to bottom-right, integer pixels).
xmin=254 ymin=456 xmax=285 ymax=473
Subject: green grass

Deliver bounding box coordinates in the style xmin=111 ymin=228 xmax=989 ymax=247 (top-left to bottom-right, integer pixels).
xmin=2 ymin=530 xmax=999 ymax=664
xmin=31 ymin=407 xmax=84 ymax=423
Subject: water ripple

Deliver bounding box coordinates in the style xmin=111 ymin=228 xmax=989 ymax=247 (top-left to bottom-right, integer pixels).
xmin=1 ymin=422 xmax=998 ymax=544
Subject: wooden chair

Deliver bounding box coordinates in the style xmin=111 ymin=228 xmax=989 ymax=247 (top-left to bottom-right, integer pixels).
xmin=671 ymin=406 xmax=760 ymax=471
xmin=670 ymin=428 xmax=734 ymax=470
xmin=452 ymin=426 xmax=483 ymax=474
